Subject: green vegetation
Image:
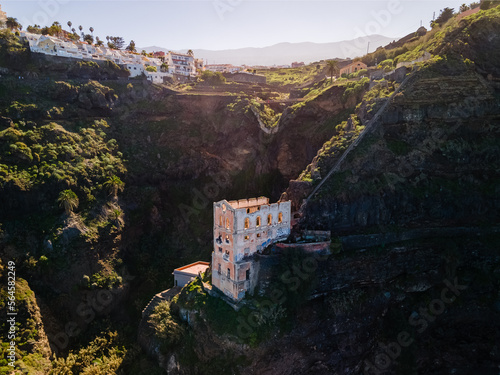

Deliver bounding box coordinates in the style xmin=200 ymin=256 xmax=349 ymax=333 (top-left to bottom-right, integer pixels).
xmin=431 ymin=7 xmax=455 ymax=28
xmin=0 ymin=118 xmax=125 ymax=197
xmin=363 ymin=4 xmax=500 ymax=68
xmin=326 ymin=59 xmax=339 ymax=82
xmin=0 ymin=276 xmax=51 ymax=375
xmin=340 ymin=77 xmax=370 ymax=103
xmin=148 ymin=301 xmax=185 ymax=350
xmin=87 ymin=270 xmax=123 ymax=289
xmin=250 ymin=100 xmax=281 ymax=128
xmin=169 ymin=249 xmax=323 ymax=354
xmin=256 ymin=62 xmax=325 ymax=86
xmin=200 ymin=70 xmax=226 ymax=85
xmin=0 ymin=5 xmax=498 ymax=374
xmin=49 ymin=332 xmax=127 ymax=374
xmin=145 ymin=65 xmax=157 ymax=72
xmin=57 ymin=189 xmax=79 ymax=214
xmin=0 ymin=29 xmax=29 ymax=70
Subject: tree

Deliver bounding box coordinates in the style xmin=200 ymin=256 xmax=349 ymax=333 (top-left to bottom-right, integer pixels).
xmin=201 ymin=70 xmax=226 ymax=85
xmin=27 ymin=24 xmax=41 ymax=34
xmin=6 ymin=17 xmax=22 ymax=31
xmin=145 ymin=65 xmax=157 ymax=72
xmin=459 ymin=3 xmax=470 ymax=12
xmin=67 ymin=21 xmax=72 ymax=29
xmin=89 ymin=26 xmax=94 ymax=34
xmin=107 ymin=36 xmax=125 ymax=50
xmin=125 ymin=40 xmax=136 ymax=53
xmin=49 ymin=21 xmax=62 ymax=37
xmin=57 ymin=190 xmax=79 ymax=215
xmin=83 ymin=34 xmax=94 ymax=44
xmin=160 ymin=63 xmax=169 ymax=72
xmin=103 ymin=175 xmax=124 ymax=197
xmin=187 ymin=49 xmax=194 ymax=56
xmin=480 ymin=0 xmax=494 ymax=10
xmin=78 ymin=25 xmax=83 ymax=32
xmin=141 ymin=50 xmax=147 ymax=56
xmin=326 ymin=59 xmax=339 ymax=82
xmin=431 ymin=7 xmax=455 ymax=28
xmin=148 ymin=301 xmax=184 ymax=349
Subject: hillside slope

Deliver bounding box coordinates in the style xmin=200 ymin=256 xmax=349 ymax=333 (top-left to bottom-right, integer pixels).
xmin=141 ymin=6 xmax=500 ymax=375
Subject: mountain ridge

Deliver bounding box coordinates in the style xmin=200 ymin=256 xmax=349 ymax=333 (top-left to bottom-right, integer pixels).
xmin=140 ymin=35 xmax=395 ymax=65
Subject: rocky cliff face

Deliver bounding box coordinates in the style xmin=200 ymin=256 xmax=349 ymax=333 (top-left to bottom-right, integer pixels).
xmin=0 ymin=271 xmax=52 ymax=374
xmin=298 ymin=67 xmax=500 ymax=234
xmin=238 ymin=234 xmax=500 ymax=375
xmin=140 ymin=231 xmax=500 ymax=375
xmin=0 ymin=71 xmax=355 ymax=372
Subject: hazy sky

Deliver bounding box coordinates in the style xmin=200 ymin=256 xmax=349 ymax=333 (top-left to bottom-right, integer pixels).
xmin=3 ymin=1 xmax=469 ymax=50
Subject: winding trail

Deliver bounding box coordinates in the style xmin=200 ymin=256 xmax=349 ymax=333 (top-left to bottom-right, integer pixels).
xmin=304 ymin=70 xmax=416 ymax=205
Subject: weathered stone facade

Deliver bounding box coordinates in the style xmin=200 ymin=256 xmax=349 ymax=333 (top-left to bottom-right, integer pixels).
xmin=211 ymin=197 xmax=291 ymax=300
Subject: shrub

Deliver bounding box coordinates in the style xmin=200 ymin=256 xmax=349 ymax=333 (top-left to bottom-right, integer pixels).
xmin=200 ymin=70 xmax=226 ymax=85
xmin=148 ymin=301 xmax=185 ymax=349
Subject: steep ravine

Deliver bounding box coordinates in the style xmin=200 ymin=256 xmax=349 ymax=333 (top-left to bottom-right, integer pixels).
xmin=141 ymin=18 xmax=500 ymax=373
xmin=0 ymin=73 xmax=356 ymax=373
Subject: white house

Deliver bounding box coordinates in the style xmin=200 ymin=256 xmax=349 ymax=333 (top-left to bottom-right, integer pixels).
xmin=171 ymin=52 xmax=196 ymax=77
xmin=127 ymin=63 xmax=145 ymax=77
xmin=145 ymin=70 xmax=172 ymax=84
xmin=173 ymin=261 xmax=210 ymax=287
xmin=21 ymin=30 xmax=201 ymax=82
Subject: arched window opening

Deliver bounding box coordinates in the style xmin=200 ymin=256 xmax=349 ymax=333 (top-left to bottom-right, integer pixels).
xmin=267 ymin=214 xmax=272 ymax=225
xmin=256 ymin=216 xmax=261 ymax=227
xmin=244 ymin=217 xmax=250 ymax=229
xmin=278 ymin=212 xmax=283 ymax=223
xmin=226 ymin=218 xmax=230 ymax=230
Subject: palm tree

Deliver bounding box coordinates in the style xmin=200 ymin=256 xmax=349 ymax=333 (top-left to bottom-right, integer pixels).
xmin=326 ymin=59 xmax=339 ymax=82
xmin=57 ymin=189 xmax=79 ymax=215
xmin=103 ymin=175 xmax=125 ymax=198
xmin=72 ymin=28 xmax=76 ymax=34
xmin=89 ymin=26 xmax=94 ymax=34
xmin=187 ymin=49 xmax=194 ymax=56
xmin=67 ymin=21 xmax=72 ymax=29
xmin=6 ymin=17 xmax=22 ymax=31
